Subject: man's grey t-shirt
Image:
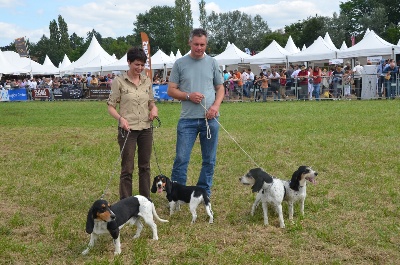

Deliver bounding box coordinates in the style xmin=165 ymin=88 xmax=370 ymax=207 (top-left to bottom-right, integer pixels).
xmin=169 ymin=54 xmax=223 ymax=119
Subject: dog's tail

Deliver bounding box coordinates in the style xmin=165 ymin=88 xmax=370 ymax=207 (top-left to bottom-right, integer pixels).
xmin=152 ymin=203 xmax=169 ymax=223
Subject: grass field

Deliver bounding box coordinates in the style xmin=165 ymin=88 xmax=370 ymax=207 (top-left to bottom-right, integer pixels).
xmin=0 ymin=99 xmax=399 ymax=265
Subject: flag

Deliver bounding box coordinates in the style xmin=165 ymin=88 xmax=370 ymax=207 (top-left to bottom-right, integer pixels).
xmin=15 ymin=37 xmax=28 ymax=57
xmin=351 ymin=35 xmax=355 ymax=47
xmin=140 ymin=32 xmax=152 ymax=81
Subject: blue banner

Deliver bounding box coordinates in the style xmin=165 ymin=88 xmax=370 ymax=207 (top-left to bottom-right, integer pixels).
xmin=152 ymin=84 xmax=172 ymax=100
xmin=8 ymin=89 xmax=28 ymax=101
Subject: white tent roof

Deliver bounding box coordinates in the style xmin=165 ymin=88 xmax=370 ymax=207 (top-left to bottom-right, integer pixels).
xmin=340 ymin=41 xmax=348 ymax=51
xmin=103 ymin=49 xmax=174 ymax=71
xmin=102 ymin=54 xmax=128 ymax=71
xmin=0 ymin=50 xmax=26 ymax=74
xmin=248 ymin=40 xmax=289 ymax=64
xmin=176 ymin=49 xmax=182 ymax=60
xmin=288 ymin=36 xmax=338 ymax=62
xmin=151 ymin=49 xmax=174 ymax=69
xmin=169 ymin=51 xmax=175 ymax=62
xmin=323 ymin=32 xmax=337 ymax=50
xmin=2 ymin=51 xmax=59 ymax=75
xmin=213 ymin=43 xmax=251 ymax=65
xmin=59 ymin=54 xmax=72 ymax=70
xmin=284 ymin=36 xmax=299 ymax=54
xmin=62 ymin=37 xmax=115 ymax=72
xmin=42 ymin=55 xmax=59 ymax=72
xmin=74 ymin=54 xmax=118 ymax=72
xmin=337 ymin=30 xmax=400 ymax=58
xmin=397 ymin=39 xmax=400 ymax=46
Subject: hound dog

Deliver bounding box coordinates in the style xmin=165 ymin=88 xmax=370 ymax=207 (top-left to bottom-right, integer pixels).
xmin=244 ymin=166 xmax=318 ymax=224
xmin=239 ymin=168 xmax=286 ymax=228
xmin=82 ymin=195 xmax=168 ymax=255
xmin=151 ymin=175 xmax=214 ymax=224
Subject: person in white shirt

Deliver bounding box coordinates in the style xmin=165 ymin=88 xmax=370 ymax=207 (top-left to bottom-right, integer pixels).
xmin=246 ymin=68 xmax=255 ymax=98
xmin=241 ymin=69 xmax=249 ymax=97
xmin=352 ymin=61 xmax=363 ymax=99
xmin=269 ymin=68 xmax=281 ymax=101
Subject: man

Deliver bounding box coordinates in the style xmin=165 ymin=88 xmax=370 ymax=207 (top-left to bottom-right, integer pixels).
xmin=382 ymin=59 xmax=399 ymax=99
xmin=246 ymin=68 xmax=254 ymax=98
xmin=297 ymin=65 xmax=309 ymax=100
xmin=269 ymin=68 xmax=281 ymax=101
xmin=167 ymin=28 xmax=224 ymax=197
xmin=241 ymin=69 xmax=249 ymax=97
xmin=352 ymin=61 xmax=363 ymax=99
xmin=233 ymin=69 xmax=243 ymax=98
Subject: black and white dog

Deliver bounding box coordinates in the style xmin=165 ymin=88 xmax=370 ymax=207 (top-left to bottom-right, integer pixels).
xmin=82 ymin=195 xmax=168 ymax=255
xmin=151 ymin=175 xmax=213 ymax=224
xmin=239 ymin=168 xmax=286 ymax=228
xmin=240 ymin=166 xmax=318 ymax=227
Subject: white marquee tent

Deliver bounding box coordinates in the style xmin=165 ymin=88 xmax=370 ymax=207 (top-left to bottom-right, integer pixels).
xmin=42 ymin=55 xmax=59 ymax=73
xmin=62 ymin=37 xmax=115 ymax=73
xmin=102 ymin=54 xmax=128 ymax=71
xmin=247 ymin=40 xmax=290 ymax=64
xmin=213 ymin=43 xmax=251 ymax=65
xmin=0 ymin=50 xmax=26 ymax=74
xmin=2 ymin=51 xmax=59 ymax=75
xmin=58 ymin=54 xmax=72 ymax=70
xmin=323 ymin=32 xmax=337 ymax=50
xmin=337 ymin=30 xmax=400 ymax=58
xmin=284 ymin=36 xmax=299 ymax=55
xmin=340 ymin=41 xmax=348 ymax=51
xmin=151 ymin=49 xmax=174 ymax=69
xmin=288 ymin=36 xmax=338 ymax=62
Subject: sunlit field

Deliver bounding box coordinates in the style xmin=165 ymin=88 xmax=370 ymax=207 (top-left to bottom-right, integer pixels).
xmin=1 ymin=99 xmax=399 ymax=264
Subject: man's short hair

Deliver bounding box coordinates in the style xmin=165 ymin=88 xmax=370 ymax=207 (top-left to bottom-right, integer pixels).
xmin=189 ymin=28 xmax=208 ymax=42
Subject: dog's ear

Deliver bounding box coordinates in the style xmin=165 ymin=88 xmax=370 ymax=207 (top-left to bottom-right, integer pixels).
xmin=290 ymin=169 xmax=301 ymax=191
xmin=251 ymin=170 xmax=272 ymax=193
xmin=165 ymin=176 xmax=172 ymax=194
xmin=150 ymin=176 xmax=157 ymax=193
xmin=85 ymin=206 xmax=94 ymax=234
xmin=107 ymin=221 xmax=120 ymax=239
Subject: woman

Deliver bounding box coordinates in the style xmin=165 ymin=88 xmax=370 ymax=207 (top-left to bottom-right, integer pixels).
xmin=107 ymin=47 xmax=158 ymax=199
xmin=311 ymin=66 xmax=322 ymax=101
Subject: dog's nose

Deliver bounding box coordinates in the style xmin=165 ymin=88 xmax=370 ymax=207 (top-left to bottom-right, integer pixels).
xmin=315 ymin=172 xmax=318 ymax=176
xmin=157 ymin=184 xmax=162 ymax=188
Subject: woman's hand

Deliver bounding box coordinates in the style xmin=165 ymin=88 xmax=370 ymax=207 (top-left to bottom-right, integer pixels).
xmin=149 ymin=106 xmax=158 ymax=121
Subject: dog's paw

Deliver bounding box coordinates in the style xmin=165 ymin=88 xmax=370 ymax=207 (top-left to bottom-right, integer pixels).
xmin=81 ymin=248 xmax=90 ymax=255
xmin=114 ymin=250 xmax=121 ymax=255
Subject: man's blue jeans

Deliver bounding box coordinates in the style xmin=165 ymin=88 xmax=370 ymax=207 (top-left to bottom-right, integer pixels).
xmin=171 ymin=118 xmax=219 ymax=196
xmin=313 ymin=83 xmax=321 ymax=100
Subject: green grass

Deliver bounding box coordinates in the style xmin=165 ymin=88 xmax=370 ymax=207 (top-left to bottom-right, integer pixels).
xmin=0 ymin=99 xmax=399 ymax=264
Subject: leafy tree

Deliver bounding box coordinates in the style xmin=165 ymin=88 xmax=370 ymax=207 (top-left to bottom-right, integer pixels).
xmin=199 ymin=0 xmax=207 ymax=30
xmin=28 ymin=35 xmax=51 ymax=64
xmin=206 ymin=11 xmax=270 ymax=54
xmin=262 ymin=30 xmax=288 ymax=50
xmin=174 ymin=0 xmax=193 ymax=54
xmin=133 ymin=6 xmax=176 ymax=55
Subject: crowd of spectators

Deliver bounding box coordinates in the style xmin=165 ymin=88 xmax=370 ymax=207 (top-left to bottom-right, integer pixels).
xmin=0 ymin=73 xmax=118 ymax=100
xmin=221 ymin=59 xmax=399 ymax=101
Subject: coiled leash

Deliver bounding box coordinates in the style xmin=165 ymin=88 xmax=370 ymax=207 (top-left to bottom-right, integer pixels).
xmin=100 ymin=126 xmax=130 ymax=200
xmin=200 ymin=97 xmax=260 ymax=168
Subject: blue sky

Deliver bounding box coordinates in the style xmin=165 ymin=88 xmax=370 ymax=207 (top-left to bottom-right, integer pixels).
xmin=0 ymin=0 xmax=343 ymax=46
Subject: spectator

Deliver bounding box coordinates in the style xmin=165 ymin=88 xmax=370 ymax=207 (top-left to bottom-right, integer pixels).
xmin=311 ymin=65 xmax=322 ymax=101
xmin=383 ymin=59 xmax=399 ymax=99
xmin=269 ymin=68 xmax=280 ymax=101
xmin=353 ymin=61 xmax=363 ymax=99
xmin=297 ymin=65 xmax=309 ymax=100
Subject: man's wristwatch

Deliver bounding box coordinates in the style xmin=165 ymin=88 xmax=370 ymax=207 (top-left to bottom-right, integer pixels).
xmin=186 ymin=93 xmax=190 ymax=101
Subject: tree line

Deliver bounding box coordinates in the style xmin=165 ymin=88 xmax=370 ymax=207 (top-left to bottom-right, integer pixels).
xmin=1 ymin=0 xmax=399 ymax=67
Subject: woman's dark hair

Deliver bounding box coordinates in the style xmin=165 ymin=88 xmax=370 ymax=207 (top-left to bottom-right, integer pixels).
xmin=126 ymin=47 xmax=147 ymax=63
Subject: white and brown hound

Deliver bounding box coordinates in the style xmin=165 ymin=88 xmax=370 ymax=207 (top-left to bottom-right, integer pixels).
xmin=82 ymin=195 xmax=168 ymax=255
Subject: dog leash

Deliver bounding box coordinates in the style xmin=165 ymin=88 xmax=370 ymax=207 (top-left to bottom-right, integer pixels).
xmin=100 ymin=127 xmax=130 ymax=200
xmin=150 ymin=116 xmax=164 ymax=175
xmin=199 ymin=98 xmax=260 ymax=168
